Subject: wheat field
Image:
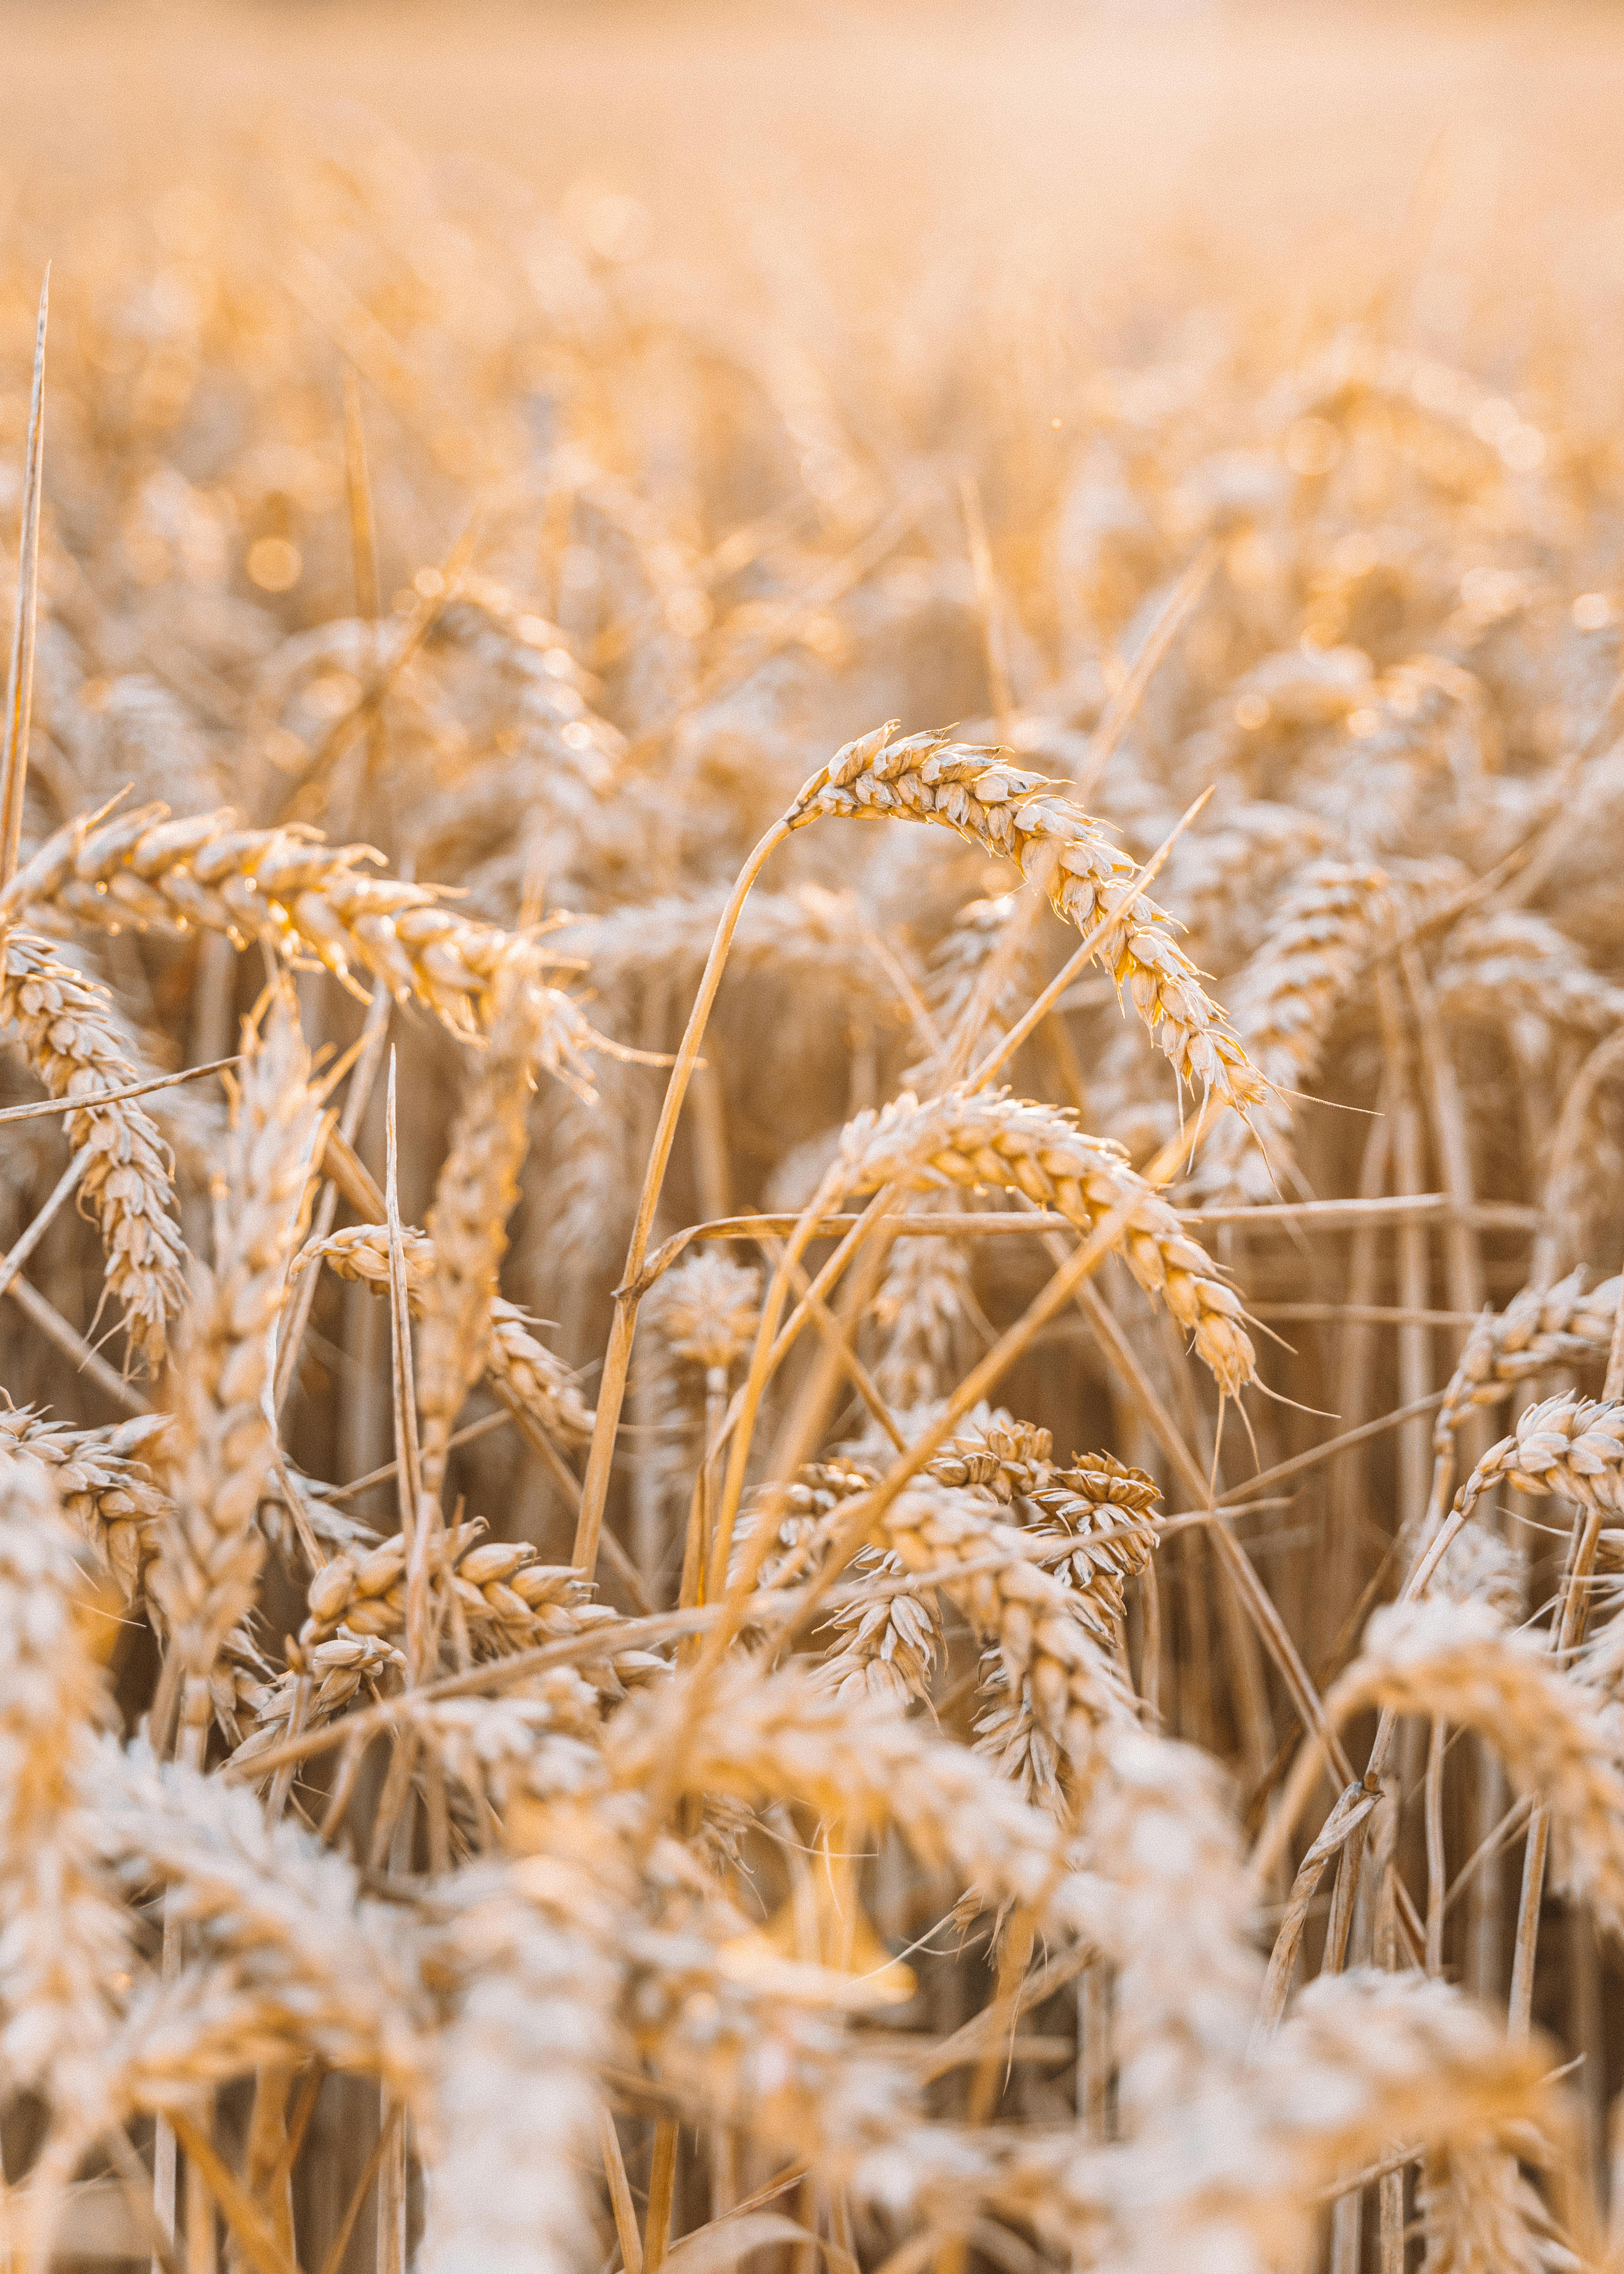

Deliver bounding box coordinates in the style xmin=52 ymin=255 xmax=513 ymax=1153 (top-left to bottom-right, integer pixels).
xmin=4 ymin=3 xmax=1624 ymax=2269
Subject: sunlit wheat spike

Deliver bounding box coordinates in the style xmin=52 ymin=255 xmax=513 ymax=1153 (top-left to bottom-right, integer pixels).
xmin=0 ymin=803 xmax=600 ymax=1062
xmin=790 ymin=724 xmax=1269 ymax=1115
xmin=1456 ymin=1392 xmax=1624 ymax=1522
xmin=1189 ymin=858 xmax=1393 ymax=1203
xmin=831 ymin=1086 xmax=1256 ymax=1392
xmin=1330 ymin=1597 xmax=1624 ymax=1933
xmin=94 ymin=1736 xmax=429 ymax=2093
xmin=150 ymin=985 xmax=327 ymax=1745
xmin=0 ymin=931 xmax=187 ymax=1362
xmin=416 ymin=943 xmax=555 ymax=1503
xmin=294 ymin=1524 xmax=660 ymax=1693
xmin=1437 ymin=1272 xmax=1620 ymax=1451
xmin=0 ymin=1406 xmax=171 ymax=1604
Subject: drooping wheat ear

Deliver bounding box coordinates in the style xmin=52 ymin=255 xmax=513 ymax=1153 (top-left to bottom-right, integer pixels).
xmin=0 ymin=930 xmax=186 ymax=1361
xmin=974 ymin=1456 xmax=1162 ymax=1803
xmin=607 ymin=1655 xmax=1235 ymax=2021
xmin=1188 ymin=859 xmax=1392 ymax=1203
xmin=820 ymin=1563 xmax=945 ymax=1707
xmin=1452 ymin=1392 xmax=1624 ymax=1524
xmin=417 ymin=944 xmax=554 ymax=1502
xmin=871 ymin=1192 xmax=976 ymax=1411
xmin=0 ymin=1450 xmax=130 ymax=2130
xmin=232 ymin=1633 xmax=404 ymax=1774
xmin=790 ymin=725 xmax=1267 ymax=1114
xmin=728 ymin=1455 xmax=875 ymax=1596
xmin=887 ymin=1474 xmax=1137 ymax=1756
xmin=408 ymin=1672 xmax=606 ymax=1817
xmin=0 ymin=1407 xmax=171 ymax=1605
xmin=1331 ymin=1598 xmax=1624 ymax=1932
xmin=151 ymin=985 xmax=327 ymax=1735
xmin=1094 ymin=1969 xmax=1568 ymax=2274
xmin=640 ymin=1677 xmax=1264 ymax=2183
xmin=607 ymin=1656 xmax=1098 ymax=1932
xmin=1024 ymin=1454 xmax=1162 ymax=1579
xmin=94 ymin=1737 xmax=428 ymax=2092
xmin=297 ymin=1222 xmax=595 ymax=1449
xmin=1417 ymin=2137 xmax=1580 ymax=2274
xmin=0 ymin=800 xmax=557 ymax=1043
xmin=298 ymin=1523 xmax=663 ymax=1688
xmin=832 ymin=1087 xmax=1256 ymax=1393
xmin=1435 ymin=909 xmax=1624 ymax=1039
xmin=625 ymin=1862 xmax=936 ymax=2186
xmin=923 ymin=1406 xmax=1056 ymax=1493
xmin=821 ymin=1417 xmax=1158 ymax=1729
xmin=1436 ymin=1273 xmax=1619 ymax=1457
xmin=419 ymin=1848 xmax=623 ymax=2274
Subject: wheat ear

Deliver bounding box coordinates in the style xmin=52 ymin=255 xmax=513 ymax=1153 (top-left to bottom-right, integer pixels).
xmin=0 ymin=801 xmax=568 ymax=1043
xmin=419 ymin=1851 xmax=622 ymax=2274
xmin=1438 ymin=1273 xmax=1619 ymax=1448
xmin=417 ymin=944 xmax=555 ymax=1507
xmin=151 ymin=985 xmax=327 ymax=1744
xmin=0 ymin=930 xmax=186 ymax=1360
xmin=789 ymin=724 xmax=1267 ymax=1115
xmin=1307 ymin=1598 xmax=1624 ymax=1933
xmin=94 ymin=1737 xmax=427 ymax=2091
xmin=0 ymin=1406 xmax=171 ymax=1604
xmin=832 ymin=1087 xmax=1255 ymax=1393
xmin=0 ymin=1449 xmax=129 ymax=2130
xmin=1189 ymin=859 xmax=1392 ymax=1202
xmin=298 ymin=1523 xmax=662 ymax=1690
xmin=1099 ymin=1969 xmax=1570 ymax=2274
xmin=1417 ymin=2137 xmax=1580 ymax=2274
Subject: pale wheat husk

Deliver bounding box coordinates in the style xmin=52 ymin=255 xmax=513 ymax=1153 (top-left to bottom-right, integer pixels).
xmin=831 ymin=1087 xmax=1255 ymax=1392
xmin=416 ymin=943 xmax=555 ymax=1505
xmin=0 ymin=1406 xmax=171 ymax=1603
xmin=0 ymin=801 xmax=596 ymax=1052
xmin=0 ymin=930 xmax=186 ymax=1361
xmin=791 ymin=725 xmax=1268 ymax=1115
xmin=151 ymin=985 xmax=327 ymax=1736
xmin=0 ymin=1449 xmax=129 ymax=2130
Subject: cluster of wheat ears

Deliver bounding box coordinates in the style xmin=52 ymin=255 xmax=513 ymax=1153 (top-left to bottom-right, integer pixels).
xmin=7 ymin=78 xmax=1624 ymax=2274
